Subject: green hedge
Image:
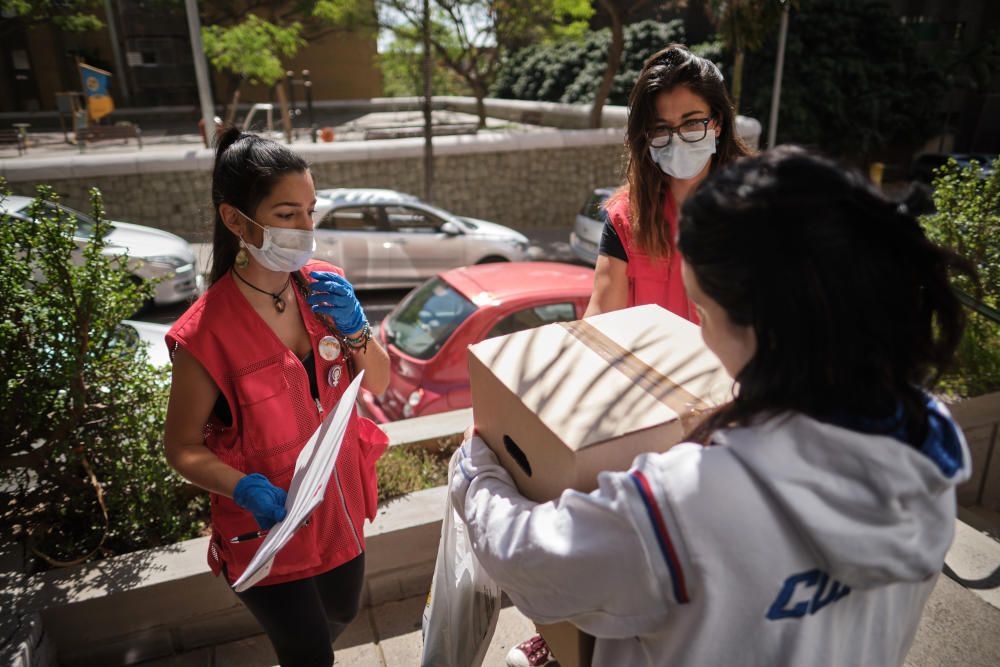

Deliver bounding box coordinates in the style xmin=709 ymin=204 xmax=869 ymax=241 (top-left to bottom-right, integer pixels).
xmin=491 ymin=19 xmax=723 ymax=107
xmin=921 ymin=158 xmax=1000 ymax=398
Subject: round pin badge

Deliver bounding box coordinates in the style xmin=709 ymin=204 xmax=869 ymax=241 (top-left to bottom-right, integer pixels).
xmin=318 ymin=335 xmax=341 ymax=361
xmin=327 ymin=364 xmax=342 ymax=388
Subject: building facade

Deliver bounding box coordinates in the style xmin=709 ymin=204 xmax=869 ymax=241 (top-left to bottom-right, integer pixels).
xmin=0 ymin=0 xmax=382 ymax=113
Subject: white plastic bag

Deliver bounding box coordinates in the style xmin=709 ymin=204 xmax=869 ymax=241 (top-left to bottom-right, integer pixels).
xmin=420 ymin=454 xmax=501 ymax=667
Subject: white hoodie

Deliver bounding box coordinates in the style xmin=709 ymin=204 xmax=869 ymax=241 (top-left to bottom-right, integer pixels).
xmin=450 ymin=403 xmax=970 ymax=667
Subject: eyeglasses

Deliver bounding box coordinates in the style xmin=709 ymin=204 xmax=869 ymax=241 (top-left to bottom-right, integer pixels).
xmin=647 ymin=118 xmax=712 ymax=148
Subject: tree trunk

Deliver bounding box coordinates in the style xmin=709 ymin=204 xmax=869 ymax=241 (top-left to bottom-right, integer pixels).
xmin=275 ymin=79 xmax=294 ymax=144
xmin=732 ymin=48 xmax=745 ymax=115
xmin=591 ymin=2 xmax=624 ymax=129
xmin=472 ymin=81 xmax=487 ymax=129
xmin=225 ymin=86 xmax=241 ymax=127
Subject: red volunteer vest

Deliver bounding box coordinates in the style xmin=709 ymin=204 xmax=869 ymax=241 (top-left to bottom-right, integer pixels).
xmin=607 ymin=190 xmax=699 ymax=323
xmin=166 ymin=260 xmax=388 ymax=586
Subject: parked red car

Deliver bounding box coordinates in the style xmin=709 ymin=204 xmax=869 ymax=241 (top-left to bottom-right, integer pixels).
xmin=361 ymin=261 xmax=595 ymax=422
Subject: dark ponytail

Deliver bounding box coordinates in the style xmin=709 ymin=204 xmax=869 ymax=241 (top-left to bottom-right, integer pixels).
xmin=678 ymin=146 xmax=978 ymax=445
xmin=208 ymin=127 xmax=309 ymax=285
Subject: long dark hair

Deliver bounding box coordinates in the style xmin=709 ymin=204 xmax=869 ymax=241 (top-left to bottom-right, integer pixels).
xmin=678 ymin=146 xmax=977 ymax=446
xmin=618 ymin=44 xmax=750 ymax=258
xmin=209 ymin=127 xmax=309 ymax=285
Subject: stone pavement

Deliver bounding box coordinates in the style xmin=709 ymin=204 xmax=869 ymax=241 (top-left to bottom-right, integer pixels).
xmin=137 ymin=594 xmax=536 ymax=667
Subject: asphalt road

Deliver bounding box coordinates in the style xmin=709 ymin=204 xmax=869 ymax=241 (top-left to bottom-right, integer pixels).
xmin=134 ymin=227 xmax=583 ymax=328
xmin=138 ymin=286 xmax=413 ymax=329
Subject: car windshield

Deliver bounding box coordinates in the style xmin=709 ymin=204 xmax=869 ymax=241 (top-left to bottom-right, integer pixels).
xmin=581 ymin=191 xmax=611 ymax=222
xmin=385 ymin=278 xmax=477 ymax=360
xmin=420 ymin=203 xmax=475 ymax=230
xmin=17 ymin=201 xmax=99 ymax=238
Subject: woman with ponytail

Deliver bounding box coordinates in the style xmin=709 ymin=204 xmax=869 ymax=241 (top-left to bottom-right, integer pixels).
xmin=453 ymin=147 xmax=976 ymax=666
xmin=163 ymin=128 xmax=390 ymax=666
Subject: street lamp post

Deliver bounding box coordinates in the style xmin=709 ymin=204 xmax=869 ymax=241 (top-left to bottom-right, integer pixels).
xmin=422 ymin=0 xmax=434 ymax=203
xmin=303 ymin=70 xmax=316 ymax=143
xmin=184 ymin=0 xmax=217 ymax=148
xmin=103 ymin=0 xmax=131 ymax=105
xmin=766 ymin=2 xmax=790 ymax=149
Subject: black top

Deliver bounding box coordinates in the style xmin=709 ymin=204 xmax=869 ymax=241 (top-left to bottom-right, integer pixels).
xmin=213 ymin=350 xmax=319 ymax=427
xmin=598 ymin=219 xmax=628 ymax=262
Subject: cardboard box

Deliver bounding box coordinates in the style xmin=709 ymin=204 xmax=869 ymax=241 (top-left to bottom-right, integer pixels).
xmin=467 ymin=304 xmax=733 ymax=666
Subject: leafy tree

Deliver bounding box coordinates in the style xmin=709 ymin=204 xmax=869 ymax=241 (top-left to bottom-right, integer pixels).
xmin=588 ymin=0 xmax=656 ymax=128
xmin=202 ymin=15 xmax=306 ymax=123
xmin=920 ymin=158 xmax=1000 ymax=398
xmin=0 ymin=183 xmax=207 ymax=569
xmin=379 ymin=34 xmax=471 ymax=97
xmin=153 ymin=1 xmax=374 ymax=124
xmin=0 ymin=0 xmax=103 ymax=41
xmin=937 ymin=31 xmax=1000 ymax=146
xmin=371 ymin=0 xmax=593 ymax=126
xmin=703 ymin=0 xmax=798 ymax=113
xmin=741 ymin=0 xmax=944 ymax=159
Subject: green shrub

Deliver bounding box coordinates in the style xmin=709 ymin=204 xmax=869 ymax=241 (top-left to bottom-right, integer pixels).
xmin=492 ymin=20 xmax=722 ymax=106
xmin=0 ymin=183 xmax=207 ymax=570
xmin=376 ymin=443 xmax=456 ymax=504
xmin=741 ymin=0 xmax=944 ymax=159
xmin=920 ymin=158 xmax=1000 ymax=398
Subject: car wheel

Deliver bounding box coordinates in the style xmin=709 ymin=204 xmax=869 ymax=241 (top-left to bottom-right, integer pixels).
xmin=476 ymin=255 xmax=508 ymax=264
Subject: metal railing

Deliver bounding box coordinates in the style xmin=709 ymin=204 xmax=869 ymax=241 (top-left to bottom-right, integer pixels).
xmin=956 ymin=287 xmax=1000 ymax=325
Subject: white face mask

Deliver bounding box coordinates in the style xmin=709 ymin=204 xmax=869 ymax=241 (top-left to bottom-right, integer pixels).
xmin=649 ymin=131 xmax=717 ymax=180
xmin=237 ymin=209 xmax=316 ymax=272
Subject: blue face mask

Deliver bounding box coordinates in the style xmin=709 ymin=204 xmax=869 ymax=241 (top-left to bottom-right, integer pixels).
xmin=649 ymin=132 xmax=717 ymax=180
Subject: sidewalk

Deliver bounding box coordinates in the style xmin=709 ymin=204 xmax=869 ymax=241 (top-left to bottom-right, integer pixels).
xmin=0 ymin=109 xmax=539 ymax=161
xmin=138 ymin=595 xmax=536 ymax=667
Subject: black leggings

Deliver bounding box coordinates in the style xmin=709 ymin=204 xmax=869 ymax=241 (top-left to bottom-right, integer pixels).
xmin=236 ymin=553 xmax=366 ymax=667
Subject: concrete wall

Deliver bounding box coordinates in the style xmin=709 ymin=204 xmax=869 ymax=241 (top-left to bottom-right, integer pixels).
xmin=953 ymin=391 xmax=1000 ymax=512
xmin=2 ymin=128 xmax=626 ymax=241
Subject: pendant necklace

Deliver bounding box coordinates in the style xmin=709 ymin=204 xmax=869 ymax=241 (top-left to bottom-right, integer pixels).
xmin=233 ymin=269 xmax=291 ymax=313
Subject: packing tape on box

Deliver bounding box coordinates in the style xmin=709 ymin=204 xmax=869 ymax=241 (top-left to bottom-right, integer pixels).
xmin=559 ymin=319 xmax=711 ymax=420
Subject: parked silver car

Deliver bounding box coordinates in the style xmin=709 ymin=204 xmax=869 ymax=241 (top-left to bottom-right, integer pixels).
xmin=312 ymin=188 xmax=530 ymax=289
xmin=570 ymin=187 xmax=615 ymax=265
xmin=2 ymin=196 xmax=201 ymax=305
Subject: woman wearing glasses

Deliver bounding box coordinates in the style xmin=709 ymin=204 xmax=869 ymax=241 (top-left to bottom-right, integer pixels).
xmin=584 ymin=44 xmax=751 ymax=321
xmin=507 ymin=44 xmax=752 ymax=667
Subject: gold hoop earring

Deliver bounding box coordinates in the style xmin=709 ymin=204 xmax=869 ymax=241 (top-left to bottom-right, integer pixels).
xmin=235 ymin=237 xmax=249 ymax=268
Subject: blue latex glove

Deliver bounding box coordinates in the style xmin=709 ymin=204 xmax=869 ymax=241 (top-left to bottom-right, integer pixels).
xmin=307 ymin=271 xmax=366 ymax=335
xmin=233 ymin=473 xmax=287 ymax=530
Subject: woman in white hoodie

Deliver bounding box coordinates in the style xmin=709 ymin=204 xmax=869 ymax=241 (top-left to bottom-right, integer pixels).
xmin=450 ymin=146 xmax=977 ymax=666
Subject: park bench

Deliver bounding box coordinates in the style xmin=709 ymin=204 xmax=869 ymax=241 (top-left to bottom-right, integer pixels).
xmin=76 ymin=123 xmax=143 ymax=152
xmin=0 ymin=128 xmax=27 ymax=155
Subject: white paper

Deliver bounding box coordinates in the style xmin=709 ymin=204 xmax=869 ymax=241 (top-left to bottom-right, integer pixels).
xmin=232 ymin=370 xmax=365 ymax=592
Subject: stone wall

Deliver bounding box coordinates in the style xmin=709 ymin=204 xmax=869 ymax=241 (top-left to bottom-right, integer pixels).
xmin=4 ymin=129 xmax=626 ymax=242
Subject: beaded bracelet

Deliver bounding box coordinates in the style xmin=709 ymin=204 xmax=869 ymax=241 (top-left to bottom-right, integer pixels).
xmin=343 ymin=321 xmax=371 ymax=354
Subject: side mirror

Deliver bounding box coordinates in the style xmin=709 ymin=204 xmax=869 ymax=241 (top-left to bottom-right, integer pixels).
xmin=440 ymin=221 xmax=461 ymax=236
